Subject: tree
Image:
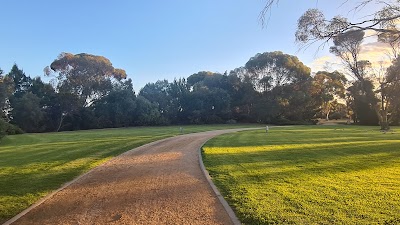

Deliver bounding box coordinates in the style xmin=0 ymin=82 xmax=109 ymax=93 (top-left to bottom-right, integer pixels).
xmin=227 ymin=68 xmax=258 ymax=122
xmin=329 ymin=30 xmax=367 ymax=81
xmin=7 ymin=64 xmax=32 ymax=98
xmin=311 ymin=71 xmax=347 ymax=120
xmin=328 ymin=29 xmax=393 ymax=128
xmin=45 ymin=52 xmax=128 ymax=107
xmin=167 ymin=78 xmax=190 ymax=124
xmin=245 ymin=51 xmax=311 ymax=92
xmin=10 ymin=92 xmax=45 ymax=132
xmin=386 ymin=55 xmax=400 ymax=124
xmin=347 ymin=80 xmax=379 ymax=124
xmin=289 ymin=1 xmax=400 ymax=46
xmin=93 ymin=80 xmax=137 ymax=128
xmin=187 ymin=71 xmax=229 ymax=90
xmin=139 ymin=80 xmax=172 ymax=123
xmin=133 ymin=96 xmax=164 ymax=126
xmin=243 ymin=51 xmax=315 ymax=123
xmin=0 ymin=68 xmax=13 ymax=119
xmin=378 ymin=28 xmax=400 ymax=60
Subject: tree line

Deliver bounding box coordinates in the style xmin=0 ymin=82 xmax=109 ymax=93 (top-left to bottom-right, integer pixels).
xmin=1 ymin=50 xmax=399 ymax=138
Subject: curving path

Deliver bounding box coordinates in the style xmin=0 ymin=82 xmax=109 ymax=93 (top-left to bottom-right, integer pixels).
xmin=7 ymin=129 xmax=250 ymax=225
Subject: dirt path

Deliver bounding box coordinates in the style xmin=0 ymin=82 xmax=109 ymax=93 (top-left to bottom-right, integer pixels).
xmin=10 ymin=129 xmax=248 ymax=225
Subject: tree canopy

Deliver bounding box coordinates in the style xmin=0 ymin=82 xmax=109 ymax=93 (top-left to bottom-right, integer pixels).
xmin=1 ymin=47 xmax=398 ymax=138
xmin=261 ymin=0 xmax=400 ymax=46
xmin=45 ymin=53 xmax=127 ymax=106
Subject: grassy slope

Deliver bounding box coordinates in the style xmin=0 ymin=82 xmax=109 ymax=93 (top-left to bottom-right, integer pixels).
xmin=0 ymin=124 xmax=258 ymax=223
xmin=202 ymin=126 xmax=400 ymax=225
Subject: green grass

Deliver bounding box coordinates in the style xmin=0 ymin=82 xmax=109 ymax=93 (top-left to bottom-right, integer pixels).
xmin=202 ymin=126 xmax=400 ymax=225
xmin=0 ymin=124 xmax=259 ymax=223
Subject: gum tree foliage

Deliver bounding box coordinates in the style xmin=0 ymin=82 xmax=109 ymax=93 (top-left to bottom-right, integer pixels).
xmin=45 ymin=53 xmax=127 ymax=107
xmin=11 ymin=66 xmax=59 ymax=132
xmin=260 ymin=0 xmax=400 ymax=45
xmin=139 ymin=80 xmax=174 ymax=123
xmin=329 ymin=30 xmax=367 ymax=81
xmin=310 ymin=71 xmax=347 ymax=120
xmin=45 ymin=53 xmax=128 ymax=131
xmin=244 ymin=51 xmax=316 ymax=123
xmin=245 ymin=51 xmax=311 ymax=92
xmin=0 ymin=68 xmax=13 ymax=119
xmin=1 ymin=49 xmax=355 ymax=133
xmin=328 ymin=30 xmax=384 ymax=126
xmin=386 ymin=56 xmax=400 ymax=124
xmin=186 ymin=72 xmax=231 ymax=124
xmin=227 ymin=68 xmax=259 ymax=122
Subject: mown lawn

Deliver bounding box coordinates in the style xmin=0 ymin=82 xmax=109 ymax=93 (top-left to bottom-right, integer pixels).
xmin=0 ymin=124 xmax=258 ymax=223
xmin=202 ymin=126 xmax=400 ymax=225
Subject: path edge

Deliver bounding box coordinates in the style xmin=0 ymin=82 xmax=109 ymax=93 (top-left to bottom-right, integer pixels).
xmin=198 ymin=135 xmax=242 ymax=225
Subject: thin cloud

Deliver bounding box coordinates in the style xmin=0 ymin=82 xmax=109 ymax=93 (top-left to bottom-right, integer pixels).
xmin=310 ymin=55 xmax=341 ymax=73
xmin=360 ymin=41 xmax=393 ymax=67
xmin=310 ymin=41 xmax=394 ymax=75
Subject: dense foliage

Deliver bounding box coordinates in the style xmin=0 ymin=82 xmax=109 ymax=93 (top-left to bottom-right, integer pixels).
xmin=1 ymin=51 xmax=398 ymax=136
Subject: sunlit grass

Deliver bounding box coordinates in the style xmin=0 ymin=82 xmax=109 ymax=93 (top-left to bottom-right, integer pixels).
xmin=202 ymin=126 xmax=400 ymax=224
xmin=0 ymin=124 xmax=259 ymax=223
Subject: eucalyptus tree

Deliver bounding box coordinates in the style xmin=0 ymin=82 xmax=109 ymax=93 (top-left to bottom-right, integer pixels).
xmin=45 ymin=52 xmax=127 ymax=107
xmin=244 ymin=51 xmax=315 ymax=123
xmin=386 ymin=56 xmax=400 ymax=124
xmin=260 ymin=0 xmax=400 ymax=44
xmin=45 ymin=52 xmax=128 ymax=130
xmin=311 ymin=71 xmax=347 ymax=120
xmin=245 ymin=51 xmax=311 ymax=92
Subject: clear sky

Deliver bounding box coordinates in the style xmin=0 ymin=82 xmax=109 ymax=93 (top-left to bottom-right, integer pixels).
xmin=0 ymin=0 xmax=385 ymax=91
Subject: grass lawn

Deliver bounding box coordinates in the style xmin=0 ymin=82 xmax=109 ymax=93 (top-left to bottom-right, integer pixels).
xmin=0 ymin=124 xmax=258 ymax=223
xmin=202 ymin=125 xmax=400 ymax=224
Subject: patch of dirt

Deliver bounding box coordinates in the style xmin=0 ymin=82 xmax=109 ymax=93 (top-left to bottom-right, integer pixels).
xmin=11 ymin=129 xmax=246 ymax=225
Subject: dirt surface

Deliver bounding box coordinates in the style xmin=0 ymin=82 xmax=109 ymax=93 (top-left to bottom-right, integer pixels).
xmin=11 ymin=129 xmax=247 ymax=225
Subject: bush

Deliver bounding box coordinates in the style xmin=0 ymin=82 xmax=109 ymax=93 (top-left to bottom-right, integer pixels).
xmin=226 ymin=119 xmax=237 ymax=124
xmin=0 ymin=118 xmax=23 ymax=140
xmin=329 ymin=112 xmax=342 ymax=120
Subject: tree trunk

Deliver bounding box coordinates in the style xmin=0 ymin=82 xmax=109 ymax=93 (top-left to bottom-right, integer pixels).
xmin=377 ymin=83 xmax=390 ymax=131
xmin=56 ymin=113 xmax=65 ymax=132
xmin=381 ymin=109 xmax=389 ymax=130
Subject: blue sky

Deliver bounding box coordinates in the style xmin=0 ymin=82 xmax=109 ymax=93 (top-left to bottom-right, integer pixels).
xmin=0 ymin=1 xmax=382 ymax=91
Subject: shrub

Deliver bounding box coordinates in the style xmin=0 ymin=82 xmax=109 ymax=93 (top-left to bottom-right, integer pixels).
xmin=226 ymin=119 xmax=237 ymax=124
xmin=0 ymin=118 xmax=24 ymax=140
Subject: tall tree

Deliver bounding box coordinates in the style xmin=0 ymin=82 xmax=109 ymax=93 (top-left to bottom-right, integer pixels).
xmin=10 ymin=92 xmax=45 ymax=132
xmin=93 ymin=85 xmax=137 ymax=128
xmin=139 ymin=80 xmax=172 ymax=123
xmin=227 ymin=68 xmax=258 ymax=122
xmin=245 ymin=51 xmax=311 ymax=92
xmin=328 ymin=29 xmax=391 ymax=128
xmin=7 ymin=64 xmax=31 ymax=98
xmin=45 ymin=52 xmax=127 ymax=107
xmin=329 ymin=30 xmax=366 ymax=81
xmin=386 ymin=55 xmax=400 ymax=124
xmin=0 ymin=68 xmax=13 ymax=119
xmin=311 ymin=71 xmax=347 ymax=120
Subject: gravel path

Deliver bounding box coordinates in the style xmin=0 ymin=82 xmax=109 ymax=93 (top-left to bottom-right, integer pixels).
xmin=10 ymin=129 xmax=246 ymax=225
